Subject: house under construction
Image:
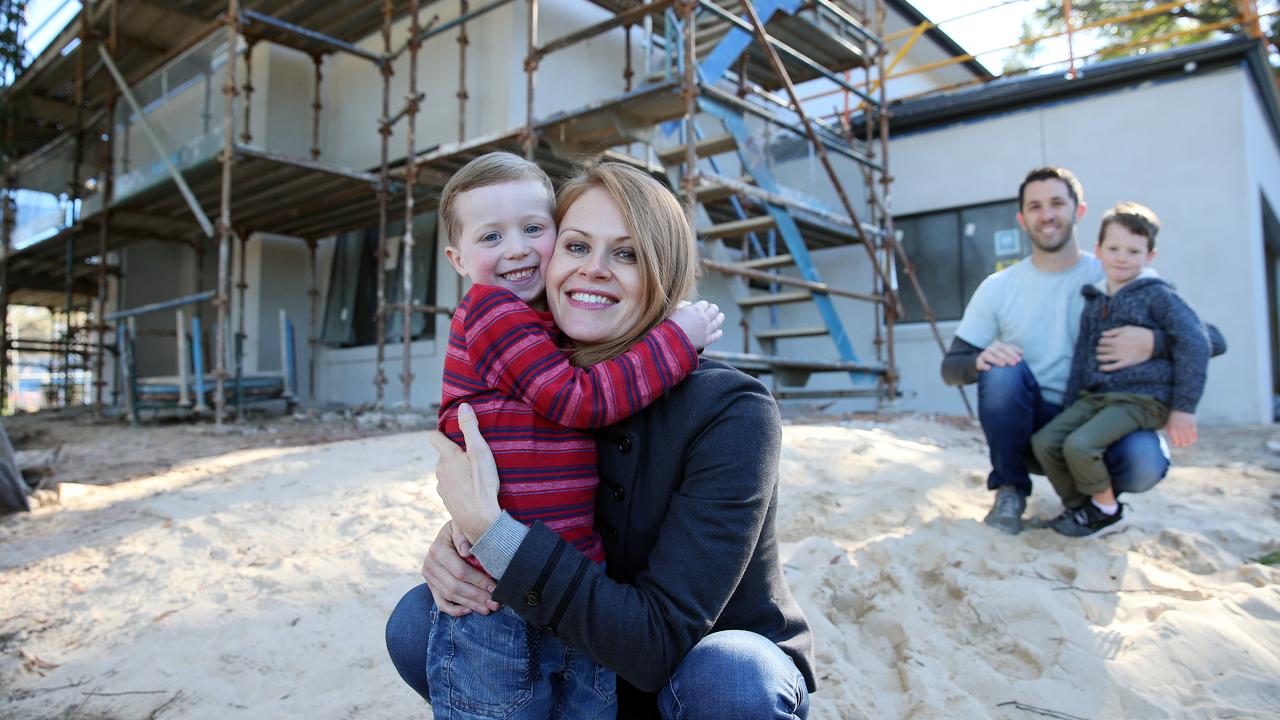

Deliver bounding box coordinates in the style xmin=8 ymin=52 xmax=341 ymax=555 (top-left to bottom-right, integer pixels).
xmin=2 ymin=0 xmax=965 ymax=423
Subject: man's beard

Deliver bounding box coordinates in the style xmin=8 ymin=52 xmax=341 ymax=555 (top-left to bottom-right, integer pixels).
xmin=1028 ymin=220 xmax=1075 ymax=253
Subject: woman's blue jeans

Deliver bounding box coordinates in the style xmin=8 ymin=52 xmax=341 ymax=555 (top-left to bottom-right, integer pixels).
xmin=976 ymin=363 xmax=1170 ymax=498
xmin=386 ymin=585 xmax=809 ymax=719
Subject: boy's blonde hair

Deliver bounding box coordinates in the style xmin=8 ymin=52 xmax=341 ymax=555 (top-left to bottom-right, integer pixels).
xmin=438 ymin=151 xmax=556 ymax=246
xmin=556 ymin=160 xmax=699 ymax=367
xmin=1099 ymin=201 xmax=1161 ymax=251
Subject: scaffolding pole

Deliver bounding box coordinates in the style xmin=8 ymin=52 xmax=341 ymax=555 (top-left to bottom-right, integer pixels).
xmin=680 ymin=0 xmax=697 ymax=222
xmin=875 ymin=1 xmax=896 ymax=405
xmin=307 ymin=238 xmax=318 ymax=399
xmin=95 ymin=82 xmax=115 ymax=409
xmin=1064 ymin=0 xmax=1077 ymax=80
xmin=241 ymin=39 xmax=255 ymax=144
xmin=458 ymin=0 xmax=469 ymax=143
xmin=401 ymin=0 xmax=422 ymax=408
xmin=65 ymin=11 xmax=88 ymax=409
xmin=523 ymin=0 xmax=538 ymax=159
xmin=0 ymin=144 xmax=12 ymax=412
xmin=311 ymin=54 xmax=324 ymax=160
xmin=216 ymin=1 xmax=242 ymax=427
xmin=235 ymin=229 xmax=248 ymax=417
xmin=374 ymin=0 xmax=392 ymax=410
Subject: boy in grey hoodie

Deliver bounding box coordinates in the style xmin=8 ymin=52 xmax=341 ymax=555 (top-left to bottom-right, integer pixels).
xmin=1031 ymin=202 xmax=1210 ymax=536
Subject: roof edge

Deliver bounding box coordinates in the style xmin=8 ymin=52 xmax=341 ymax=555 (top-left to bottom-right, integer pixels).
xmin=885 ymin=36 xmax=1279 ymax=146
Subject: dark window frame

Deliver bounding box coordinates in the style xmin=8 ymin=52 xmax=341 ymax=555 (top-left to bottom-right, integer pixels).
xmin=893 ymin=198 xmax=1030 ymax=324
xmin=321 ymin=212 xmax=439 ymax=348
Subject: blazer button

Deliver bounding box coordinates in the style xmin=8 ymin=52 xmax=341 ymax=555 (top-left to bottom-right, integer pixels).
xmin=610 ymin=483 xmax=625 ymax=502
xmin=604 ymin=527 xmax=619 ymax=543
xmin=524 ymin=591 xmax=540 ymax=607
xmin=618 ymin=436 xmax=632 ymax=454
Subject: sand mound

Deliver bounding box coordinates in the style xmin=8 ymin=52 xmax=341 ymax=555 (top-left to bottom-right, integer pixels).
xmin=778 ymin=420 xmax=1280 ymax=719
xmin=1 ymin=418 xmax=1277 ymax=719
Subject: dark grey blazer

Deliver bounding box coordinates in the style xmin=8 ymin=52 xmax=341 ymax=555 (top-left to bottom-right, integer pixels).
xmin=492 ymin=360 xmax=816 ymax=716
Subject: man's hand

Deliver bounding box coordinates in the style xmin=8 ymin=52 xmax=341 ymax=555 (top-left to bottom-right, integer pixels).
xmin=427 ymin=403 xmax=502 ymax=544
xmin=1096 ymin=326 xmax=1155 ymax=372
xmin=1165 ymin=410 xmax=1198 ymax=448
xmin=975 ymin=340 xmax=1024 ymax=371
xmin=421 ymin=520 xmax=502 ymax=617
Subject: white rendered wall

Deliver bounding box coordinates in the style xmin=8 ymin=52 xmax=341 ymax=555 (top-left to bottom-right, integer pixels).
xmin=121 ymin=241 xmax=200 ymax=379
xmin=320 ymin=0 xmax=641 ymax=174
xmin=1242 ymin=69 xmax=1280 ymax=417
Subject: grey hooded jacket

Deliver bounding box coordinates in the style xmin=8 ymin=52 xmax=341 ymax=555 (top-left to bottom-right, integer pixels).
xmin=1065 ymin=276 xmax=1210 ymax=412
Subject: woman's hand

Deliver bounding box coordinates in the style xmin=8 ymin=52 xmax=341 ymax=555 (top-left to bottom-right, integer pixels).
xmin=427 ymin=403 xmax=503 ymax=545
xmin=421 ymin=520 xmax=502 ymax=617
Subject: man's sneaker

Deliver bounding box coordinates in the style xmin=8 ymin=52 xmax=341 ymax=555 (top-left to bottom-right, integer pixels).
xmin=1049 ymin=502 xmax=1124 ymax=537
xmin=983 ymin=487 xmax=1027 ymax=535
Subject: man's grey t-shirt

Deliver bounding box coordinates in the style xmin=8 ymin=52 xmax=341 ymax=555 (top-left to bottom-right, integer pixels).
xmin=955 ymin=253 xmax=1102 ymax=405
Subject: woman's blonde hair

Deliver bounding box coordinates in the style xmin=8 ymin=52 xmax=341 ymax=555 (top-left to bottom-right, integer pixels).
xmin=555 ymin=159 xmax=700 ymax=367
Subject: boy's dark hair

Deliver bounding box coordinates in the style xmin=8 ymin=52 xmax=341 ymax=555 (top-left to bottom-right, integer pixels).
xmin=1018 ymin=167 xmax=1083 ymax=210
xmin=1098 ymin=201 xmax=1161 ymax=251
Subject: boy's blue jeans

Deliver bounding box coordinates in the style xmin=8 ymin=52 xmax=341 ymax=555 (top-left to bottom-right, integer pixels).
xmin=387 ymin=584 xmax=615 ymax=720
xmin=386 ymin=585 xmax=809 ymax=719
xmin=977 ymin=363 xmax=1170 ymax=499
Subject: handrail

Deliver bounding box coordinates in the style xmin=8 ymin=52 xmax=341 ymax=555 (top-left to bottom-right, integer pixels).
xmin=106 ymin=290 xmax=216 ymax=322
xmin=392 ymin=0 xmax=511 ymax=59
xmin=811 ymin=0 xmax=881 ymax=48
xmin=536 ymin=0 xmax=676 ymax=58
xmin=241 ymin=9 xmax=384 ymax=64
xmin=696 ymin=0 xmax=879 ymax=107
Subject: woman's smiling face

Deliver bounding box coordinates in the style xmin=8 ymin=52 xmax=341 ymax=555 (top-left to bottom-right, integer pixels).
xmin=546 ymin=186 xmax=646 ymax=345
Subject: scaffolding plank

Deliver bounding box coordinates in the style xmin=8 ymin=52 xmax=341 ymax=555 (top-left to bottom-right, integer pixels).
xmin=737 ymin=290 xmax=810 ymax=307
xmin=703 ymin=215 xmax=777 ymax=239
xmin=657 ymin=134 xmax=738 ymax=165
xmin=755 ymin=325 xmax=829 ymax=340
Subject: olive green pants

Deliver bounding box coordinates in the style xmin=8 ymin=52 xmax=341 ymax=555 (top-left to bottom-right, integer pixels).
xmin=1030 ymin=391 xmax=1170 ymax=508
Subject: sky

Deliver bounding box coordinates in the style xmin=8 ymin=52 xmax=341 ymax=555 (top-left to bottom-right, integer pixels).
xmin=911 ymin=0 xmax=1094 ymax=74
xmin=14 ymin=0 xmax=80 ymax=70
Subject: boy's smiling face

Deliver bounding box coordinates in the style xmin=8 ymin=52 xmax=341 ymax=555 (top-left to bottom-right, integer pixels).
xmin=445 ymin=180 xmax=557 ymax=305
xmin=1097 ymin=222 xmax=1155 ymax=290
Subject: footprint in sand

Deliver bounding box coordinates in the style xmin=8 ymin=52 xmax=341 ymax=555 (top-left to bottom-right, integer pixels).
xmin=1154 ymin=529 xmax=1222 ymax=575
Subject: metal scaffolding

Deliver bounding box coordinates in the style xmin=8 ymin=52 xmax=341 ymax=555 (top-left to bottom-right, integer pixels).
xmin=3 ymin=0 xmax=1139 ymax=416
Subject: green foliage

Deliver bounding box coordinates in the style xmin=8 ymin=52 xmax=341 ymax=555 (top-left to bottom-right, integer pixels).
xmin=1 ymin=0 xmax=27 ymax=85
xmin=1005 ymin=1 xmax=1275 ymax=72
xmin=1255 ymin=548 xmax=1280 ymax=566
xmin=1 ymin=0 xmax=28 ymax=159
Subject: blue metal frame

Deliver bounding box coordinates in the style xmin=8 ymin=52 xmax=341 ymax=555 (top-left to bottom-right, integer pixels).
xmin=702 ymin=97 xmax=872 ymax=385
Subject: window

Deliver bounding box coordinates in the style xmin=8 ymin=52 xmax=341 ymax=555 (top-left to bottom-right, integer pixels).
xmin=893 ymin=199 xmax=1030 ymax=323
xmin=321 ymin=213 xmax=438 ymax=347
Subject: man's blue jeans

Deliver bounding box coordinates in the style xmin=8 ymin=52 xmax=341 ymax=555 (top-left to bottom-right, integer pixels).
xmin=977 ymin=363 xmax=1169 ymax=500
xmin=386 ymin=585 xmax=809 ymax=719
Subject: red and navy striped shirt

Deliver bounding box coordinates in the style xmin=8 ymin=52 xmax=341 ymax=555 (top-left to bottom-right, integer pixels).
xmin=439 ymin=284 xmax=698 ymax=564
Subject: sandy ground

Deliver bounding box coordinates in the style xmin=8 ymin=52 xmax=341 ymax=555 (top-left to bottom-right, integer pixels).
xmin=1 ymin=411 xmax=1278 ymax=719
